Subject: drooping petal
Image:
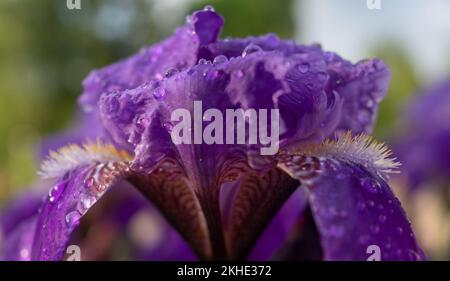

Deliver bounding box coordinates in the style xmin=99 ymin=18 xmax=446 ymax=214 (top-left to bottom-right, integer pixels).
xmin=277 ymin=135 xmax=425 ymax=260
xmin=31 ymin=161 xmax=130 ymax=260
xmin=34 ymin=142 xmax=210 ymax=260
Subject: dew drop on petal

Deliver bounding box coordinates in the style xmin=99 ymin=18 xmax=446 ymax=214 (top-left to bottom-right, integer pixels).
xmin=329 ymin=225 xmax=344 ymax=237
xmin=296 ymin=62 xmax=310 ymax=73
xmin=164 ymin=68 xmax=178 ymax=78
xmin=357 ymin=109 xmax=372 ymax=123
xmin=370 ymin=224 xmax=380 ymax=234
xmin=360 ymin=95 xmax=374 ymax=108
xmin=213 ymin=55 xmax=228 ymax=64
xmin=163 ymin=122 xmax=174 ymax=131
xmin=80 ymin=194 xmax=96 ymax=211
xmin=84 ymin=177 xmax=94 ymax=188
xmin=48 ymin=180 xmax=67 ymax=204
xmin=198 ymin=58 xmax=210 ymax=65
xmin=153 ymin=87 xmax=166 ymax=100
xmin=232 ymin=70 xmax=244 ymax=79
xmin=242 ymin=44 xmax=262 ymax=57
xmin=65 ymin=211 xmax=81 ymax=227
xmin=317 ymin=71 xmax=328 ymax=82
xmin=378 ymin=214 xmax=387 ymax=223
xmin=20 ymin=248 xmax=30 ymax=259
xmin=360 ymin=177 xmax=380 ymax=194
xmin=203 ymin=5 xmax=215 ymax=11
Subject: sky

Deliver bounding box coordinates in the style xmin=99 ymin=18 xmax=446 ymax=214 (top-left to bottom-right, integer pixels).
xmin=296 ymin=0 xmax=450 ymax=81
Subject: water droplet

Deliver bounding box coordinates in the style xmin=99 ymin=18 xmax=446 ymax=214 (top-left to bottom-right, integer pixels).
xmin=163 ymin=122 xmax=174 ymax=131
xmin=154 ymin=73 xmax=163 ymax=80
xmin=379 ymin=214 xmax=387 ymax=223
xmin=198 ymin=58 xmax=210 ymax=65
xmin=360 ymin=177 xmax=380 ymax=194
xmin=397 ymin=226 xmax=404 ymax=234
xmin=232 ymin=70 xmax=244 ymax=79
xmin=48 ymin=180 xmax=67 ymax=204
xmin=187 ymin=68 xmax=197 ymax=76
xmin=153 ymin=87 xmax=166 ymax=100
xmin=242 ymin=44 xmax=262 ymax=57
xmin=370 ymin=224 xmax=380 ymax=234
xmin=164 ymin=68 xmax=178 ymax=78
xmin=407 ymin=249 xmax=422 ymax=261
xmin=357 ymin=201 xmax=366 ymax=211
xmin=208 ymin=69 xmax=225 ymax=80
xmin=213 ymin=55 xmax=228 ymax=64
xmin=367 ymin=200 xmax=375 ymax=207
xmin=80 ymin=194 xmax=96 ymax=211
xmin=360 ymin=95 xmax=374 ymax=108
xmin=185 ymin=15 xmax=193 ymax=24
xmin=329 ymin=225 xmax=344 ymax=237
xmin=296 ymin=62 xmax=310 ymax=73
xmin=317 ymin=71 xmax=328 ymax=82
xmin=20 ymin=248 xmax=30 ymax=259
xmin=65 ymin=211 xmax=81 ymax=227
xmin=357 ymin=110 xmax=371 ymax=123
xmin=84 ymin=177 xmax=94 ymax=188
xmin=358 ymin=234 xmax=370 ymax=245
xmin=203 ymin=5 xmax=215 ymax=11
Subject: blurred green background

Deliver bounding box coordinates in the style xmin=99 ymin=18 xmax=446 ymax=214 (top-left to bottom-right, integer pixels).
xmin=0 ymin=0 xmax=449 ymax=259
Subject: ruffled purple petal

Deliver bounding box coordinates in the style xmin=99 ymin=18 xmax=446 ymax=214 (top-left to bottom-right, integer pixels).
xmin=278 ymin=155 xmax=425 ymax=261
xmin=202 ymin=34 xmax=391 ymax=135
xmin=79 ymin=9 xmax=224 ymax=114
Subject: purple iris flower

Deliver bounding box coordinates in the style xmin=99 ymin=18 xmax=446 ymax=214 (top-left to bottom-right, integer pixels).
xmin=394 ymin=80 xmax=450 ymax=190
xmin=1 ymin=7 xmax=424 ymax=261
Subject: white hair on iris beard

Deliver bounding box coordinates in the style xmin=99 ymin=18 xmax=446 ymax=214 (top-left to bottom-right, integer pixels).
xmin=38 ymin=140 xmax=132 ymax=179
xmin=283 ymin=131 xmax=400 ymax=180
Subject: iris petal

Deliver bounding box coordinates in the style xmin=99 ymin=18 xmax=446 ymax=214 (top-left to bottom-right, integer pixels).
xmin=79 ymin=9 xmax=224 ymax=116
xmin=277 ymin=138 xmax=425 ymax=260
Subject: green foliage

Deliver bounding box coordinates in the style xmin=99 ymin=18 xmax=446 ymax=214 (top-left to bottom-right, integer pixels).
xmin=191 ymin=0 xmax=295 ymax=38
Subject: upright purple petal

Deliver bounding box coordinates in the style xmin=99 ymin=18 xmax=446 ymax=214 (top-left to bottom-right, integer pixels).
xmin=79 ymin=9 xmax=224 ymax=113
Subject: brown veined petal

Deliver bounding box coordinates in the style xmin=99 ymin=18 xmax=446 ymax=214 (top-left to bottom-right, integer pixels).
xmin=221 ymin=163 xmax=299 ymax=260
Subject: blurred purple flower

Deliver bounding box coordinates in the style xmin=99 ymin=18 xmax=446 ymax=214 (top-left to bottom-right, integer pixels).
xmin=1 ymin=7 xmax=424 ymax=261
xmin=394 ymin=80 xmax=450 ymax=189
